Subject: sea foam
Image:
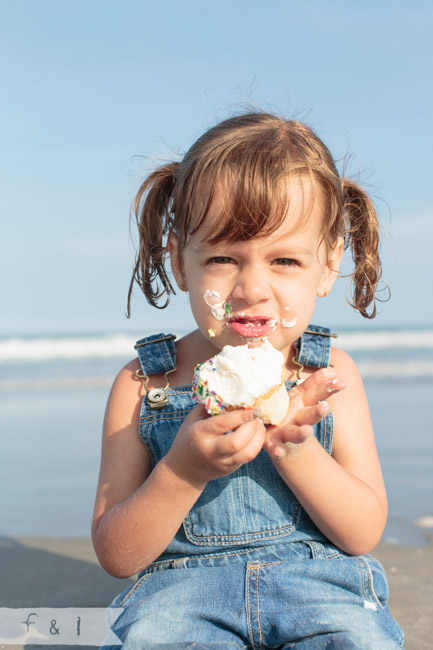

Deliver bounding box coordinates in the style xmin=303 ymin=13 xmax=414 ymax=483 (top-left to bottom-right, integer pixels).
xmin=1 ymin=329 xmax=432 ymax=363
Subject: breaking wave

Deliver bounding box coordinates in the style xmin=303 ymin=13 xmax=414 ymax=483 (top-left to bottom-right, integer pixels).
xmin=1 ymin=328 xmax=432 ymax=363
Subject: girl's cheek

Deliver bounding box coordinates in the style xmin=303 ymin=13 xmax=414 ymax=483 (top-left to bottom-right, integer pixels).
xmin=282 ymin=317 xmax=297 ymax=328
xmin=203 ymin=289 xmax=227 ymax=321
xmin=202 ymin=288 xmax=232 ymax=327
xmin=281 ymin=306 xmax=297 ymax=329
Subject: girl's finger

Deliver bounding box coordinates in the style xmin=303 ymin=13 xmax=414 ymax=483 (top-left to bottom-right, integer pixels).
xmin=288 ymin=367 xmax=336 ymax=398
xmin=291 ymin=401 xmax=331 ymax=426
xmin=290 ymin=372 xmax=345 ymax=407
xmin=201 ymin=407 xmax=257 ymax=436
xmin=180 ymin=403 xmax=212 ymax=426
xmin=216 ymin=416 xmax=266 ymax=459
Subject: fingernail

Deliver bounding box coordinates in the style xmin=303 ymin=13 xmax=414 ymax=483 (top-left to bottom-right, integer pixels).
xmin=325 ymin=379 xmax=340 ymax=392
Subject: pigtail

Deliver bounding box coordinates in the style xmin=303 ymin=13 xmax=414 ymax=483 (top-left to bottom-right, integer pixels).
xmin=342 ymin=179 xmax=385 ymax=318
xmin=126 ymin=162 xmax=179 ymax=315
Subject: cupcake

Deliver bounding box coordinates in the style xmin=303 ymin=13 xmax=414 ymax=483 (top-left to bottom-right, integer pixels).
xmin=192 ymin=339 xmax=289 ymax=425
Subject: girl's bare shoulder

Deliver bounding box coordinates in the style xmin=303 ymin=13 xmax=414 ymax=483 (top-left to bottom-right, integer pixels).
xmin=329 ymin=345 xmax=364 ymax=386
xmin=112 ymin=357 xmax=146 ymax=394
xmin=327 ymin=344 xmax=372 ymax=440
xmin=103 ymin=358 xmax=147 ymax=440
xmin=328 ymin=345 xmax=374 ymax=450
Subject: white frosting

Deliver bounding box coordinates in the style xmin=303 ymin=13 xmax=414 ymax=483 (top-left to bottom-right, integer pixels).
xmin=203 ymin=289 xmax=227 ymax=321
xmin=282 ymin=317 xmax=297 ymax=328
xmin=195 ymin=339 xmax=284 ymax=408
xmin=281 ymin=307 xmax=297 ymax=329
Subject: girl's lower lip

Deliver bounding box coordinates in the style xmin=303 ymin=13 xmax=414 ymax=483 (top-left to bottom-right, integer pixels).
xmin=228 ymin=319 xmax=276 ymax=338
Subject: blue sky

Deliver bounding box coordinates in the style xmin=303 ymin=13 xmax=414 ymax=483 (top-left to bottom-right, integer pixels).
xmin=1 ymin=0 xmax=432 ymax=335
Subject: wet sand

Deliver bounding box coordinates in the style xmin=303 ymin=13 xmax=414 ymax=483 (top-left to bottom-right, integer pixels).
xmin=0 ymin=535 xmax=431 ymax=649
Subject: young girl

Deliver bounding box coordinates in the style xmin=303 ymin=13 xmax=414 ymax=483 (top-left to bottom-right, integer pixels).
xmin=93 ymin=112 xmax=404 ymax=649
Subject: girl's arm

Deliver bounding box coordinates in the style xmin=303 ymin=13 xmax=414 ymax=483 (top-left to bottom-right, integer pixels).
xmin=267 ymin=348 xmax=387 ymax=556
xmin=92 ymin=359 xmax=266 ymax=578
xmin=91 ymin=360 xmax=202 ymax=578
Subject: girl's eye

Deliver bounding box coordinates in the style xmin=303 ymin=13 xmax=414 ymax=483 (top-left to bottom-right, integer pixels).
xmin=273 ymin=258 xmax=299 ymax=267
xmin=208 ymin=256 xmax=234 ymax=264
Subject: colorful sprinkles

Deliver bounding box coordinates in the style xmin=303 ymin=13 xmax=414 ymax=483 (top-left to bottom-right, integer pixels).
xmin=192 ymin=361 xmax=226 ymax=415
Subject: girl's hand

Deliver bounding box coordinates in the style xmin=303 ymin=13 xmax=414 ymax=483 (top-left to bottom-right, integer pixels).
xmin=264 ymin=368 xmax=345 ymax=460
xmin=163 ymin=405 xmax=266 ymax=488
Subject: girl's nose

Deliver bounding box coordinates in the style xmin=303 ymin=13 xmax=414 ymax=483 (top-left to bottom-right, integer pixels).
xmin=231 ymin=267 xmax=271 ymax=305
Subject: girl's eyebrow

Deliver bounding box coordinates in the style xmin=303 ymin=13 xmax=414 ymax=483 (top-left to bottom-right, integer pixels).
xmin=275 ymin=247 xmax=313 ymax=256
xmin=191 ymin=241 xmax=314 ymax=257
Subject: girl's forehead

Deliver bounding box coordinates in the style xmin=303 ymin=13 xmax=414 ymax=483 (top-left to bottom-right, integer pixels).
xmin=190 ymin=175 xmax=325 ymax=244
xmin=189 ymin=187 xmax=325 ymax=252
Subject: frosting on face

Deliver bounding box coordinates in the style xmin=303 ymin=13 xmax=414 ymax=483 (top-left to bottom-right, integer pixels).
xmin=203 ymin=291 xmax=296 ymax=333
xmin=281 ymin=306 xmax=297 ymax=328
xmin=203 ymin=289 xmax=230 ymax=321
xmin=282 ymin=317 xmax=297 ymax=328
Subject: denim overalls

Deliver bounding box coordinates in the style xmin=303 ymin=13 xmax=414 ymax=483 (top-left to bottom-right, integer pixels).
xmin=103 ymin=326 xmax=404 ymax=649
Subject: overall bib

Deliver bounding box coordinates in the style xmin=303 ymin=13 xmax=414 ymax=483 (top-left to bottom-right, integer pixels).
xmin=103 ymin=326 xmax=404 ymax=649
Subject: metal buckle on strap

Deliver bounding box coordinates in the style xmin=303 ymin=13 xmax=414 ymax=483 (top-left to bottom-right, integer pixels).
xmin=134 ymin=334 xmax=176 ymax=349
xmin=291 ymin=355 xmax=305 ymax=383
xmin=303 ymin=329 xmax=338 ymax=338
xmin=134 ymin=334 xmax=177 ymax=409
xmin=135 ymin=367 xmax=177 ymax=409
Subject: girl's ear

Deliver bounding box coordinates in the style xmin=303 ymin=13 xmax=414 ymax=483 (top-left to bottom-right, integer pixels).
xmin=167 ymin=233 xmax=188 ymax=291
xmin=317 ymin=236 xmax=344 ymax=297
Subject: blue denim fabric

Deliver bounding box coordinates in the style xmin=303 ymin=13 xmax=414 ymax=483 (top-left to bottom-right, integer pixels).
xmin=137 ymin=328 xmax=334 ymax=557
xmin=103 ymin=326 xmax=404 ymax=649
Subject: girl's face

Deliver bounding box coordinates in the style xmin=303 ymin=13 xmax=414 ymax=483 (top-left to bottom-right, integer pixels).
xmin=169 ymin=177 xmax=343 ymax=366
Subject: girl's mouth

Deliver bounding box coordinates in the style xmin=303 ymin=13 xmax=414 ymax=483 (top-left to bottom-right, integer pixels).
xmin=228 ymin=315 xmax=277 ymax=338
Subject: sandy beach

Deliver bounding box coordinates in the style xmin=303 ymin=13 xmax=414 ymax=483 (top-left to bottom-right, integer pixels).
xmin=0 ymin=535 xmax=431 ymax=649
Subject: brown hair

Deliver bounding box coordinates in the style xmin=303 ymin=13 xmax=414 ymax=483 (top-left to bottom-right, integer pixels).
xmin=127 ymin=112 xmax=385 ymax=318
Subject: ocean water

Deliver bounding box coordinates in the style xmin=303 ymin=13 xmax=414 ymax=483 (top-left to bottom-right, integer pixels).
xmin=1 ymin=328 xmax=432 ymax=545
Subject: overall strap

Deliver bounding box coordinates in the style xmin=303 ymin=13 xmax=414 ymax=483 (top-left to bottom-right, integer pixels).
xmin=294 ymin=324 xmax=338 ymax=376
xmin=134 ymin=333 xmax=177 ymax=375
